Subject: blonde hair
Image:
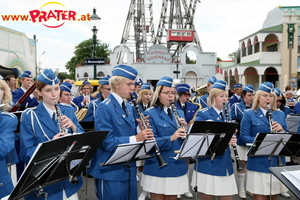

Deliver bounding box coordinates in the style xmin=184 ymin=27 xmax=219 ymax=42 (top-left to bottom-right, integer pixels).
xmin=207 ymin=88 xmax=225 ymax=106
xmin=0 ymin=80 xmax=12 ymax=111
xmin=137 ymin=89 xmax=153 ymax=103
xmin=252 ymin=90 xmax=277 ymax=111
xmin=109 ymin=76 xmax=127 ymax=93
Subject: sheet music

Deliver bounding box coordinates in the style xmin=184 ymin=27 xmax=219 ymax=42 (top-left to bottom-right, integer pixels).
xmin=281 ymin=170 xmax=300 ymax=189
xmin=254 ymin=134 xmax=292 ymax=155
xmin=105 ymin=140 xmax=156 ymax=165
xmin=175 ymin=134 xmax=215 ymax=159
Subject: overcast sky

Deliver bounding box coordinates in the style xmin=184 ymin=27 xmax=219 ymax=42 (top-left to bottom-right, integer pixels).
xmin=0 ymin=0 xmax=298 ymax=73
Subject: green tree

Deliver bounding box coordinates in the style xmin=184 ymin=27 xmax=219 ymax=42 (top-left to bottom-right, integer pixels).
xmin=65 ymin=39 xmax=110 ymax=80
xmin=228 ymin=52 xmax=236 ymax=60
xmin=217 ymin=57 xmax=222 ymax=61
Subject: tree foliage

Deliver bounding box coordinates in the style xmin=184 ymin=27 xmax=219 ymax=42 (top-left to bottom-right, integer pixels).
xmin=65 ymin=39 xmax=110 ymax=80
xmin=228 ymin=52 xmax=236 ymax=60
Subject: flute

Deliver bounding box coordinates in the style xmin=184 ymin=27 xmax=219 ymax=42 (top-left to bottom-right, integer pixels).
xmin=223 ymin=102 xmax=243 ymax=171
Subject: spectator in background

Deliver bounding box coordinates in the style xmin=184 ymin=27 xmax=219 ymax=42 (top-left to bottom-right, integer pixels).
xmin=4 ymin=75 xmax=16 ymax=91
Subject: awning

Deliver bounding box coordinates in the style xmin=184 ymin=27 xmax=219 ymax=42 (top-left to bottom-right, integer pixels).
xmin=74 ymin=80 xmax=99 ymax=86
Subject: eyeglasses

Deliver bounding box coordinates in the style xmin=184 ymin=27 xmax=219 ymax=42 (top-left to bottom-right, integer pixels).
xmin=82 ymin=88 xmax=91 ymax=90
xmin=161 ymin=92 xmax=175 ymax=95
xmin=277 ymin=100 xmax=283 ymax=103
xmin=183 ymin=93 xmax=190 ymax=96
xmin=63 ymin=94 xmax=73 ymax=97
xmin=101 ymin=88 xmax=111 ymax=91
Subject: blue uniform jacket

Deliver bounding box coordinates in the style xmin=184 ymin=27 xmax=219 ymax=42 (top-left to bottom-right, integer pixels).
xmin=194 ymin=107 xmax=234 ymax=176
xmin=195 ymin=93 xmax=208 ymax=108
xmin=229 ymin=95 xmax=242 ymax=107
xmin=89 ymin=93 xmax=138 ymax=181
xmin=72 ymin=95 xmax=95 ymax=108
xmin=82 ymin=98 xmax=102 ymax=122
xmin=175 ymin=101 xmax=199 ymax=124
xmin=19 ymin=103 xmax=84 ymax=200
xmin=239 ymin=108 xmax=288 ymax=173
xmin=143 ymin=106 xmax=188 ymax=177
xmin=0 ymin=112 xmax=17 ymax=199
xmin=231 ymin=101 xmax=251 ymax=146
xmin=12 ymin=88 xmax=38 ymax=108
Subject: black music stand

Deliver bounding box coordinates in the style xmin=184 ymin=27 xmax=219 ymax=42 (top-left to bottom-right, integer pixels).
xmin=79 ymin=121 xmax=95 ymax=132
xmin=247 ymin=133 xmax=300 ymax=158
xmin=8 ymin=130 xmax=109 ymax=200
xmin=269 ymin=165 xmax=300 ymax=199
xmin=101 ymin=139 xmax=165 ymax=200
xmin=176 ymin=121 xmax=238 ymax=160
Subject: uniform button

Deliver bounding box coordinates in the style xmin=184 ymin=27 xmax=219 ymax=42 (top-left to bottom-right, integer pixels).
xmin=0 ymin=183 xmax=3 ymax=186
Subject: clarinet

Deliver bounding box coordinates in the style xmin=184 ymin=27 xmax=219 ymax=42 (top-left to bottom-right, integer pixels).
xmin=54 ymin=104 xmax=68 ymax=134
xmin=223 ymin=103 xmax=243 ymax=171
xmin=130 ymin=94 xmax=167 ymax=168
xmin=266 ymin=103 xmax=284 ymax=167
xmin=170 ymin=101 xmax=185 ymax=129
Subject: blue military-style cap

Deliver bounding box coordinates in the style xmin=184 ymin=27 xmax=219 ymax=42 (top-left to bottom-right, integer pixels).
xmin=211 ymin=80 xmax=227 ymax=90
xmin=82 ymin=80 xmax=90 ymax=85
xmin=141 ymin=83 xmax=151 ymax=90
xmin=135 ymin=78 xmax=143 ymax=86
xmin=112 ymin=65 xmax=138 ymax=81
xmin=234 ymin=83 xmax=243 ymax=89
xmin=257 ymin=82 xmax=274 ymax=93
xmin=274 ymin=87 xmax=282 ymax=97
xmin=60 ymin=82 xmax=72 ymax=93
xmin=37 ymin=69 xmax=59 ymax=86
xmin=98 ymin=77 xmax=110 ymax=85
xmin=208 ymin=76 xmax=217 ymax=84
xmin=243 ymin=84 xmax=254 ymax=93
xmin=21 ymin=71 xmax=32 ymax=78
xmin=157 ymin=76 xmax=173 ymax=87
xmin=176 ymin=83 xmax=190 ymax=93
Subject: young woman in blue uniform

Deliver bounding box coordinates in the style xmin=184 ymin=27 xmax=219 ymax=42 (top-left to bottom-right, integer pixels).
xmin=141 ymin=76 xmax=189 ymax=200
xmin=0 ymin=98 xmax=18 ymax=199
xmin=136 ymin=83 xmax=153 ymax=111
xmin=230 ymin=84 xmax=255 ymax=199
xmin=89 ymin=65 xmax=153 ymax=200
xmin=72 ymin=81 xmax=95 ymax=108
xmin=192 ymin=80 xmax=238 ymax=200
xmin=82 ymin=77 xmax=110 ymax=122
xmin=19 ymin=69 xmax=84 ymax=200
xmin=274 ymin=88 xmax=291 ymax=117
xmin=239 ymin=82 xmax=288 ymax=200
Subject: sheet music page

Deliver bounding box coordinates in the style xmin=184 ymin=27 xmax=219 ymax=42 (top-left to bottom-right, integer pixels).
xmin=255 ymin=134 xmax=292 ymax=155
xmin=281 ymin=170 xmax=300 ymax=189
xmin=105 ymin=140 xmax=156 ymax=165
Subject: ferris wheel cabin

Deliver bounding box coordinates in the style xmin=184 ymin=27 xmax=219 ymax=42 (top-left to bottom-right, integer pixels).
xmin=167 ymin=29 xmax=194 ymax=42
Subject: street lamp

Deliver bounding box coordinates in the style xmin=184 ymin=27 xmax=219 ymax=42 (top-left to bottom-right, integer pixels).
xmin=90 ymin=8 xmax=101 ymax=80
xmin=174 ymin=52 xmax=181 ymax=84
xmin=38 ymin=51 xmax=46 ymax=75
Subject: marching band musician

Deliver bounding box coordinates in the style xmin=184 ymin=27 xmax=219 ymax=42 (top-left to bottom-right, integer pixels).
xmin=19 ymin=69 xmax=84 ymax=200
xmin=230 ymin=84 xmax=255 ymax=199
xmin=136 ymin=83 xmax=152 ymax=111
xmin=141 ymin=76 xmax=189 ymax=200
xmin=192 ymin=80 xmax=238 ymax=200
xmin=195 ymin=76 xmax=217 ymax=109
xmin=229 ymin=83 xmax=243 ymax=106
xmin=274 ymin=88 xmax=291 ymax=117
xmin=175 ymin=83 xmax=199 ymax=125
xmin=59 ymin=82 xmax=73 ymax=105
xmin=12 ymin=71 xmax=38 ymax=110
xmin=0 ymin=107 xmax=18 ymax=199
xmin=239 ymin=82 xmax=288 ymax=200
xmin=72 ymin=80 xmax=95 ymax=108
xmin=89 ymin=65 xmax=153 ymax=200
xmin=131 ymin=78 xmax=143 ymax=100
xmin=82 ymin=76 xmax=110 ymax=122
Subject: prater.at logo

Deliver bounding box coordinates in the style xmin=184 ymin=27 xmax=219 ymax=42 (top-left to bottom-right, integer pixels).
xmin=29 ymin=2 xmax=89 ymax=28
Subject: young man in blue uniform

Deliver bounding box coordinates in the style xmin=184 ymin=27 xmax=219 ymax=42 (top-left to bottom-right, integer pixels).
xmin=89 ymin=65 xmax=153 ymax=200
xmin=12 ymin=71 xmax=38 ymax=110
xmin=195 ymin=76 xmax=217 ymax=108
xmin=229 ymin=83 xmax=243 ymax=106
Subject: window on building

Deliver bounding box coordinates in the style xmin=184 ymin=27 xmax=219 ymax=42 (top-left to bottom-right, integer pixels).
xmin=266 ymin=44 xmax=277 ymax=52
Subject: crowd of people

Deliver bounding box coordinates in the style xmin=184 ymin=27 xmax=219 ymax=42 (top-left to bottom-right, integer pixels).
xmin=0 ymin=65 xmax=298 ymax=200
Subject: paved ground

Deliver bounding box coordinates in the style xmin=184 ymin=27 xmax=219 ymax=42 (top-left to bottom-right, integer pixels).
xmin=77 ymin=164 xmax=297 ymax=200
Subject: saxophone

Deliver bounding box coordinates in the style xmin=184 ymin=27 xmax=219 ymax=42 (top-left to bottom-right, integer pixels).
xmin=54 ymin=104 xmax=69 ymax=134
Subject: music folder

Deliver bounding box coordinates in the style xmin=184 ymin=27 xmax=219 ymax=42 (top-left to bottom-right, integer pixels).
xmin=8 ymin=130 xmax=109 ymax=200
xmin=247 ymin=133 xmax=300 ymax=157
xmin=175 ymin=121 xmax=238 ymax=160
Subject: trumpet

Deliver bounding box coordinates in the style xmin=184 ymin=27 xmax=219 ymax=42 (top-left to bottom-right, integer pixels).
xmin=223 ymin=102 xmax=243 ymax=171
xmin=266 ymin=103 xmax=284 ymax=167
xmin=130 ymin=94 xmax=167 ymax=168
